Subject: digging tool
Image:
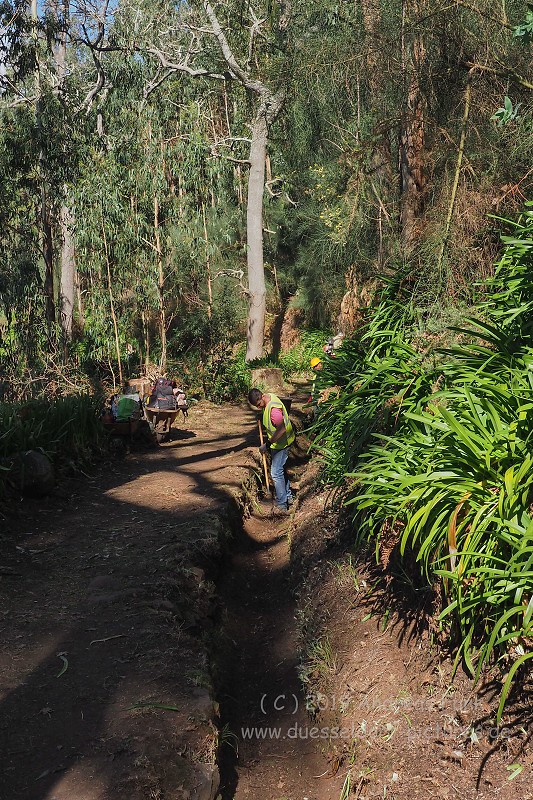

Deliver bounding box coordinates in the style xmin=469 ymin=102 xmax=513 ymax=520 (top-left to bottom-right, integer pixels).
xmin=257 ymin=419 xmax=270 ymax=493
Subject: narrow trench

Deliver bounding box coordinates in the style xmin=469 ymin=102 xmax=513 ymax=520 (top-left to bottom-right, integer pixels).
xmin=211 ymin=481 xmax=338 ymax=800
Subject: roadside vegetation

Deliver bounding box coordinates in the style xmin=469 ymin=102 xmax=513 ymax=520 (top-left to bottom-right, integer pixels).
xmin=310 ymin=207 xmax=533 ymax=716
xmin=0 ymin=394 xmax=105 ymax=496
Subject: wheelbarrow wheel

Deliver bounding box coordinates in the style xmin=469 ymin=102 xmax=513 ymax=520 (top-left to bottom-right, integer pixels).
xmin=109 ymin=435 xmax=128 ymax=458
xmin=154 ymin=420 xmax=170 ymax=443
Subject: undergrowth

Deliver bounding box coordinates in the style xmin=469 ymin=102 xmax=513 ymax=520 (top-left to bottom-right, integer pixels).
xmin=311 ymin=204 xmax=533 ymax=718
xmin=0 ymin=395 xmax=105 ymax=495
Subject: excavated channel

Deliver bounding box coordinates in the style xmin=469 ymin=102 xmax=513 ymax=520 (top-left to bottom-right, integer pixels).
xmin=211 ymin=479 xmax=340 ymax=800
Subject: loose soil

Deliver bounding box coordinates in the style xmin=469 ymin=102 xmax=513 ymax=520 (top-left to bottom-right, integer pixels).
xmin=216 ymin=501 xmax=345 ymax=800
xmin=0 ymin=399 xmax=531 ymax=800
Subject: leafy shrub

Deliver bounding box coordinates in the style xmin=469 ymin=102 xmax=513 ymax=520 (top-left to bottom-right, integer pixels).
xmin=278 ymin=329 xmax=331 ymax=377
xmin=206 ymin=344 xmax=251 ymax=402
xmin=309 ymin=276 xmax=432 ymax=484
xmin=0 ymin=394 xmax=105 ymax=495
xmin=312 ymin=207 xmax=533 ymax=710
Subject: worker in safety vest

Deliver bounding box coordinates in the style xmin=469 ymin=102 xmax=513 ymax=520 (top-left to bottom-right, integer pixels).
xmin=248 ymin=388 xmax=295 ymax=512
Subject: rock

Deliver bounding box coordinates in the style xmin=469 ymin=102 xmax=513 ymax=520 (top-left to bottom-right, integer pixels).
xmin=3 ymin=450 xmax=55 ymax=496
xmin=23 ymin=450 xmax=54 ymax=493
xmin=191 ymin=764 xmax=220 ymax=800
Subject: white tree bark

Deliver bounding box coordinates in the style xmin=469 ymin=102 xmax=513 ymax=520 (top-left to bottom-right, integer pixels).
xmin=245 ymin=105 xmax=268 ymax=361
xmin=244 ymin=89 xmax=284 ymax=361
xmin=53 ymin=0 xmax=76 ymax=343
xmin=59 ymin=202 xmax=75 ymax=338
xmin=202 ymin=1 xmax=287 ymax=361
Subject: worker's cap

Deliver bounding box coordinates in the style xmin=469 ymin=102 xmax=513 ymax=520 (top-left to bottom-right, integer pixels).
xmin=310 ymin=357 xmax=322 ymax=368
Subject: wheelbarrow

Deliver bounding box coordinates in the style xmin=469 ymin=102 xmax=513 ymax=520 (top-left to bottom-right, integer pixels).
xmin=144 ymin=404 xmax=180 ymax=443
xmin=102 ymin=417 xmax=140 ymax=456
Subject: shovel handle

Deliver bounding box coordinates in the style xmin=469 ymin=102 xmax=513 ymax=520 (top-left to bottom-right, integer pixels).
xmin=257 ymin=420 xmax=270 ymax=492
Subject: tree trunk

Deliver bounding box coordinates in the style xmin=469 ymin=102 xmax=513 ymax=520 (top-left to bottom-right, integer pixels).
xmin=201 ymin=202 xmax=213 ymax=319
xmin=101 ymin=211 xmax=123 ymax=387
xmin=59 ymin=201 xmax=75 ymax=341
xmin=142 ymin=310 xmax=150 ymax=369
xmin=360 ymin=0 xmax=394 ymax=265
xmin=436 ymin=75 xmax=473 ymax=276
xmin=245 ymin=104 xmax=269 ymax=362
xmin=360 ymin=0 xmax=394 ymax=190
xmin=202 ymin=2 xmax=287 ymax=361
xmin=399 ymin=0 xmax=427 ymax=247
xmin=31 ymin=0 xmax=55 ymax=328
xmin=41 ymin=193 xmax=55 ymax=327
xmin=54 ymin=0 xmax=75 ymax=346
xmin=51 ymin=0 xmax=67 ymax=82
xmin=154 ymin=193 xmax=167 ymax=372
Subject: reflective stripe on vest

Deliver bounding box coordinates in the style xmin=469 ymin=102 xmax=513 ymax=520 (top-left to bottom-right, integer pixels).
xmin=262 ymin=394 xmax=295 ymax=451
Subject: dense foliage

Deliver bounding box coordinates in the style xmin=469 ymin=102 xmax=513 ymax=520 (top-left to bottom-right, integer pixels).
xmin=1 ymin=1 xmax=532 ymax=397
xmin=311 ymin=207 xmax=533 ymax=711
xmin=0 ymin=393 xmax=105 ymax=497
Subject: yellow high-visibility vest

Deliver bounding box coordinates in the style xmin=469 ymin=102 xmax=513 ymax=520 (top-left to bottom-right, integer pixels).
xmin=262 ymin=394 xmax=295 ymax=450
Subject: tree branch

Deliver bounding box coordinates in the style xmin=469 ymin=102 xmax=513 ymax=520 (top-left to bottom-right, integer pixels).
xmin=454 ymin=1 xmax=513 ymax=31
xmin=462 ymin=61 xmax=533 ymax=91
xmin=203 ymin=1 xmax=267 ymax=95
xmin=78 ymin=24 xmax=106 ymax=112
xmin=245 ymin=9 xmax=267 ymax=74
xmin=72 ymin=0 xmax=113 ymax=111
xmin=1 ymin=76 xmax=34 ymax=105
xmin=210 ymin=136 xmax=252 ymax=164
xmin=142 ymin=66 xmax=175 ymax=102
xmin=144 ymin=45 xmax=228 ymax=81
xmin=214 ymin=268 xmax=250 ymax=295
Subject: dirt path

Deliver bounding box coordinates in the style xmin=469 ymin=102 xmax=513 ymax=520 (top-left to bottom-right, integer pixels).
xmin=217 ymin=506 xmax=344 ymax=800
xmin=3 ymin=399 xmax=531 ymax=800
xmin=0 ymin=400 xmax=337 ymax=800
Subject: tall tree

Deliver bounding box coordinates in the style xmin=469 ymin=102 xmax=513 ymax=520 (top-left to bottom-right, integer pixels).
xmin=30 ymin=0 xmax=56 ymax=328
xmin=99 ymin=0 xmax=294 ymax=360
xmin=200 ymin=2 xmax=288 ymax=360
xmin=51 ymin=0 xmax=77 ymax=343
xmin=399 ymin=0 xmax=427 ymax=247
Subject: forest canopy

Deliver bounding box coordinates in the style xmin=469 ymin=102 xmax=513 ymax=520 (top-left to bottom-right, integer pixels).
xmin=0 ymin=0 xmax=532 ymax=399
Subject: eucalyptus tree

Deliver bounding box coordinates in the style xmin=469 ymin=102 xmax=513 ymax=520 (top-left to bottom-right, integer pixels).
xmin=0 ymin=1 xmax=52 ymax=336
xmin=72 ymin=52 xmax=241 ymax=379
xmin=50 ymin=0 xmax=77 ymax=341
xmin=0 ymin=0 xmax=99 ymax=360
xmin=90 ymin=0 xmax=295 ymax=361
xmin=1 ymin=0 xmax=254 ymax=384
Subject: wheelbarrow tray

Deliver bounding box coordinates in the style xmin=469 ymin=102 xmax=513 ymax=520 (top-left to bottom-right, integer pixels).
xmin=102 ymin=419 xmax=140 ymax=436
xmin=144 ymin=407 xmax=179 ymax=425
